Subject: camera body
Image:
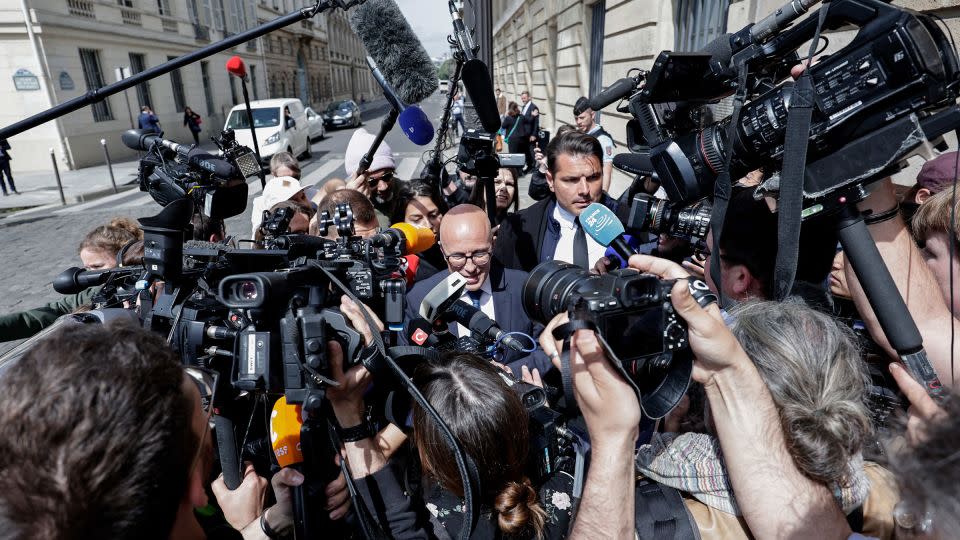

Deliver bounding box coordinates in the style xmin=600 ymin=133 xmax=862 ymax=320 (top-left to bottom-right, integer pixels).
xmin=524 ymin=261 xmax=716 ymax=418
xmin=613 ymin=0 xmax=960 ymax=215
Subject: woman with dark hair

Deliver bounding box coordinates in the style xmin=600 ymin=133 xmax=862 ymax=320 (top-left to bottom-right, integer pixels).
xmin=323 ymin=314 xmax=575 ymax=539
xmin=183 ymin=106 xmax=202 ymax=146
xmin=468 ymin=167 xmax=520 ymax=225
xmin=500 ymin=101 xmax=530 ymax=156
xmin=410 ymin=353 xmax=573 ymax=539
xmin=392 ymin=180 xmax=448 ymax=272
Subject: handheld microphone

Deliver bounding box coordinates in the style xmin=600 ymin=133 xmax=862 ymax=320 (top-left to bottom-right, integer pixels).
xmin=270 ymin=396 xmax=309 ymax=537
xmin=366 ymin=56 xmax=435 ymax=146
xmin=368 ymin=222 xmax=436 ymax=254
xmin=226 ymin=55 xmax=247 ymax=81
xmin=580 ymin=202 xmax=637 ymax=263
xmin=612 ymin=152 xmax=657 ymax=177
xmin=406 ymin=316 xmax=439 ymax=346
xmin=53 ymin=266 xmax=143 ymax=295
xmin=349 ymin=0 xmax=438 ymax=105
xmin=443 ymin=301 xmax=527 ymax=352
xmin=419 ymin=272 xmax=469 ymax=322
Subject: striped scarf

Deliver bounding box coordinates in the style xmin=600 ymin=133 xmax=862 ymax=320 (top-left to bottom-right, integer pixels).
xmin=635 ymin=432 xmax=870 ymax=516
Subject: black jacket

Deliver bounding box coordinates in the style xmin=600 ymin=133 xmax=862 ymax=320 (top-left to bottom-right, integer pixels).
xmin=493 ymin=194 xmax=620 ymax=273
xmin=521 ymin=101 xmax=540 ymax=136
xmin=402 ymin=263 xmax=551 ymax=374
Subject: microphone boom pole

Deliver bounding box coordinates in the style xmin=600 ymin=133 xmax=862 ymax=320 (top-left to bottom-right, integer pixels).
xmin=0 ymin=0 xmax=364 ymax=140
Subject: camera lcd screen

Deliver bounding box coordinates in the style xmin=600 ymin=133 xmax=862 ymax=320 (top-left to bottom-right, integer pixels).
xmin=602 ymin=308 xmax=664 ymax=360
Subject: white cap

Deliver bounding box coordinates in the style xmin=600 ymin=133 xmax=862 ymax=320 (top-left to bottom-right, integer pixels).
xmin=251 ymin=176 xmax=306 ymax=233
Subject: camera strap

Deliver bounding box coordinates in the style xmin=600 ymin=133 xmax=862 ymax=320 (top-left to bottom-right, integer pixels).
xmin=774 ymin=2 xmax=831 ymax=300
xmin=316 ymin=266 xmax=482 ymax=540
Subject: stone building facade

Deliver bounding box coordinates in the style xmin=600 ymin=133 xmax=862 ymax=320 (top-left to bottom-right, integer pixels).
xmin=491 ymin=0 xmax=960 ymax=189
xmin=0 ymin=0 xmax=373 ymax=171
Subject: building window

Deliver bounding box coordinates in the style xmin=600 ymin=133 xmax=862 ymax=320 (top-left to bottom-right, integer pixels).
xmin=128 ymin=53 xmax=153 ymax=108
xmin=251 ymin=64 xmax=259 ymax=99
xmin=674 ymin=0 xmax=729 ymax=51
xmin=79 ymin=48 xmax=113 ymax=122
xmin=200 ymin=61 xmax=215 ymax=116
xmin=588 ymin=1 xmax=605 ymax=100
xmin=168 ymin=56 xmax=186 ymax=112
xmin=157 ymin=0 xmax=172 ymax=15
xmin=117 ymin=0 xmax=134 ymax=6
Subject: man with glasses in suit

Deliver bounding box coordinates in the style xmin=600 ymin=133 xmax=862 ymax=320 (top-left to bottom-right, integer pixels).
xmin=403 ymin=204 xmax=551 ymax=375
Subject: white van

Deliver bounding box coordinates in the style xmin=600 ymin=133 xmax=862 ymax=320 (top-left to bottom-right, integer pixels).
xmin=225 ymin=98 xmax=311 ymax=162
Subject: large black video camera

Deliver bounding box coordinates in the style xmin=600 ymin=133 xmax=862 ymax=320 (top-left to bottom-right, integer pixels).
xmin=122 ymin=128 xmax=260 ymax=220
xmin=600 ymin=0 xmax=960 ymax=220
xmin=523 ymin=261 xmax=717 ymax=419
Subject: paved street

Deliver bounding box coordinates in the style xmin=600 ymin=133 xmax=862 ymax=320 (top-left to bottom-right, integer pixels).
xmin=0 ymin=91 xmax=455 ymax=352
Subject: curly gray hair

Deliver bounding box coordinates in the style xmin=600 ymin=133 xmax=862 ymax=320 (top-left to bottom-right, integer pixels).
xmin=728 ymin=298 xmax=873 ymax=485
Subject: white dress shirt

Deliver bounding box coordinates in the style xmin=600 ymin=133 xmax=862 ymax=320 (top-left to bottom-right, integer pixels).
xmin=552 ymin=202 xmax=607 ymax=269
xmin=522 ymin=101 xmax=532 ymax=116
xmin=454 ymin=277 xmax=496 ymax=338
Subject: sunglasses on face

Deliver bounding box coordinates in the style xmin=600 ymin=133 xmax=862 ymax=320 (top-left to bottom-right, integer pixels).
xmin=366 ymin=171 xmax=395 ymax=186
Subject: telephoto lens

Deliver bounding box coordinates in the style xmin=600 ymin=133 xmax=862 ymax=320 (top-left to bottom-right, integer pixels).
xmin=522 ymin=261 xmax=717 ymax=419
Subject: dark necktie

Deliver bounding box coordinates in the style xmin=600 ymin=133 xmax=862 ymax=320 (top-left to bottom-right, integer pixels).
xmin=467 ymin=290 xmax=483 ymax=309
xmin=573 ymin=217 xmax=589 ymax=269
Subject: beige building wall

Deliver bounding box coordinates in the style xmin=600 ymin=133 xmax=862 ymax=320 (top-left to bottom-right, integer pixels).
xmin=492 ymin=0 xmax=960 ymax=190
xmin=0 ymin=0 xmax=344 ymax=172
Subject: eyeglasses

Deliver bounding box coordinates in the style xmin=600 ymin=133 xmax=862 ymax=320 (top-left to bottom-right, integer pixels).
xmin=442 ymin=249 xmax=492 ymax=268
xmin=185 ymin=365 xmax=219 ymax=429
xmin=366 ymin=171 xmax=395 ymax=186
xmin=184 ymin=366 xmax=219 ymax=481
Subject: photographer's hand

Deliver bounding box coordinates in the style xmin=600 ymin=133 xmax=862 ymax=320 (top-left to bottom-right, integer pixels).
xmin=211 ymin=462 xmax=268 ymax=530
xmin=340 ymin=295 xmax=384 ymax=347
xmin=565 ymin=326 xmax=639 ymax=540
xmin=326 ymin=340 xmax=371 ymax=428
xmin=890 ymin=361 xmax=947 ymax=445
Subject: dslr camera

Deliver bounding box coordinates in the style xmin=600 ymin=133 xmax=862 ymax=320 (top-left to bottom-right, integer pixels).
xmin=523 ymin=261 xmax=716 ymax=418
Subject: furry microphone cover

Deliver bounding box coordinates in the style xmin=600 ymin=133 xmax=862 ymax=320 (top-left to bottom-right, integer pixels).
xmin=350 ymin=0 xmax=439 ymax=104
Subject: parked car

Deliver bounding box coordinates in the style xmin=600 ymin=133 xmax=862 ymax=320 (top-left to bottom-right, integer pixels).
xmin=439 ymin=79 xmax=449 ymax=94
xmin=225 ymin=98 xmax=311 ymax=161
xmin=304 ymin=107 xmax=325 ymax=141
xmin=322 ymin=100 xmax=361 ymax=129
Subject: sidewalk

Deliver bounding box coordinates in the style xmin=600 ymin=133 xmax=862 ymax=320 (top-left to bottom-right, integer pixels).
xmin=0 ymin=99 xmax=390 ymax=215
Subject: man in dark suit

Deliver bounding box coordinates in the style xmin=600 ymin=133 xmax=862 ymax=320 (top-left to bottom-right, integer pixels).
xmin=519 ymin=90 xmax=540 ymax=173
xmin=0 ymin=139 xmax=16 ymax=196
xmin=495 ymin=130 xmax=618 ymax=272
xmin=403 ymin=204 xmax=551 ymax=375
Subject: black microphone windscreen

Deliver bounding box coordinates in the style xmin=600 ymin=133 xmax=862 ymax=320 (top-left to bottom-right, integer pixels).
xmin=350 ymin=0 xmax=438 ymax=104
xmin=461 ymin=59 xmax=502 ymax=134
xmin=121 ymin=129 xmax=158 ymax=152
xmin=186 ymin=148 xmax=238 ymax=178
xmin=698 ymin=33 xmax=733 ymax=67
xmin=613 ymin=152 xmax=656 ymax=177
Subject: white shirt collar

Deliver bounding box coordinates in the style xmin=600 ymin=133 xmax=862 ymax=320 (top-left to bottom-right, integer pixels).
xmin=459 ymin=274 xmax=494 ymax=297
xmin=552 ymin=201 xmax=578 ymax=230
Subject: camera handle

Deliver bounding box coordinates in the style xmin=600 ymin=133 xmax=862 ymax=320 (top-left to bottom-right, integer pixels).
xmin=836 ymin=204 xmax=944 ymax=398
xmin=297 ymin=414 xmax=354 ymax=538
xmin=481 ymin=173 xmax=498 ymax=226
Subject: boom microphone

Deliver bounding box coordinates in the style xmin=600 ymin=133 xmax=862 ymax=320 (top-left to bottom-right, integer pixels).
xmin=368 ymin=222 xmax=436 ymax=254
xmin=366 ymin=56 xmax=435 ymax=146
xmin=444 ymin=301 xmax=527 ymax=352
xmin=186 ymin=148 xmax=238 ymax=178
xmin=349 ymin=0 xmax=438 ymax=104
xmin=460 ymin=59 xmax=502 ymax=134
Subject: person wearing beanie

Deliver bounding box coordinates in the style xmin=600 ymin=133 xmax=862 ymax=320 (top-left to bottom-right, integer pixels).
xmin=901 ymin=151 xmax=959 ymax=225
xmin=344 ymin=128 xmax=405 ymax=228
